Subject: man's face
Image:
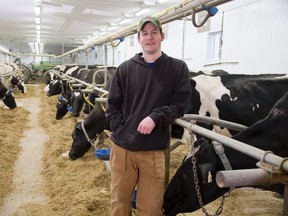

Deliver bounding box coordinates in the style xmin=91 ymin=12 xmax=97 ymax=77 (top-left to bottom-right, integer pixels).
xmin=138 ymin=22 xmax=164 ymax=55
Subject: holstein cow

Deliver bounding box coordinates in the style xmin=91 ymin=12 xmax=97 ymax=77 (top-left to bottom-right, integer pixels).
xmin=0 ymin=62 xmax=27 ymax=94
xmin=163 ymin=91 xmax=288 ymax=215
xmin=68 ymin=79 xmax=112 ymax=160
xmin=172 ymin=73 xmax=288 ymax=144
xmin=0 ymin=81 xmax=17 ymax=109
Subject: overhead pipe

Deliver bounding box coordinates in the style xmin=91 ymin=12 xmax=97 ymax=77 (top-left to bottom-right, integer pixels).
xmin=159 ymin=0 xmax=232 ymax=24
xmin=55 ymin=0 xmax=217 ymax=59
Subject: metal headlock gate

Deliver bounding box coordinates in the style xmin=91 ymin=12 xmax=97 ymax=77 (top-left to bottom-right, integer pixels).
xmin=174 ymin=117 xmax=288 ymax=216
xmin=50 ymin=69 xmax=108 ymax=95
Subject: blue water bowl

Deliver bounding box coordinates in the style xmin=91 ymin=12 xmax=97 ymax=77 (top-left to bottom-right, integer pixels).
xmin=95 ymin=148 xmax=111 ymax=161
xmin=132 ymin=189 xmax=137 ymax=209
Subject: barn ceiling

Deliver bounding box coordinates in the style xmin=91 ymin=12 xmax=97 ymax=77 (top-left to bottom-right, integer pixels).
xmin=0 ymin=0 xmax=181 ymax=55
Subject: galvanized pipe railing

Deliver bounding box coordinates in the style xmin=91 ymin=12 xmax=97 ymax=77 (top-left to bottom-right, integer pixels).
xmin=216 ymin=168 xmax=288 ymax=188
xmin=53 ymin=71 xmax=108 ymax=94
xmin=182 ymin=114 xmax=247 ymax=132
xmin=174 ymin=118 xmax=288 ymax=173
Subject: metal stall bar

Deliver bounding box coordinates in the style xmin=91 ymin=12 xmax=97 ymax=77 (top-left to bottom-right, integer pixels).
xmin=53 ymin=71 xmax=108 ymax=94
xmin=182 ymin=114 xmax=248 ymax=132
xmin=216 ymin=168 xmax=288 ymax=188
xmin=174 ymin=118 xmax=288 ymax=173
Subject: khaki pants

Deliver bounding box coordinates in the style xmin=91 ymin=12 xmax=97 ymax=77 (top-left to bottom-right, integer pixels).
xmin=110 ymin=143 xmax=165 ymax=216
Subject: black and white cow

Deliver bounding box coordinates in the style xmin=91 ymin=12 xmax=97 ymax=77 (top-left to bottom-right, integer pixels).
xmin=0 ymin=81 xmax=17 ymax=109
xmin=68 ymin=79 xmax=112 ymax=160
xmin=0 ymin=62 xmax=27 ymax=94
xmin=163 ymin=91 xmax=288 ymax=215
xmin=9 ymin=75 xmax=27 ymax=93
xmin=172 ymin=73 xmax=288 ymax=144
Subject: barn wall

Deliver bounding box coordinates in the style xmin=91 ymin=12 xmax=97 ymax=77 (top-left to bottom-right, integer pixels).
xmin=207 ymin=0 xmax=288 ymax=74
xmin=103 ymin=0 xmax=288 ymax=75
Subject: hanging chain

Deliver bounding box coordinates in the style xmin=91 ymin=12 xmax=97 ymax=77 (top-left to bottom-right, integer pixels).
xmin=188 ymin=123 xmax=227 ymax=216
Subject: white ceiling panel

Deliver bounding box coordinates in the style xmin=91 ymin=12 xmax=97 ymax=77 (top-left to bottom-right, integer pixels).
xmin=0 ymin=0 xmax=181 ymax=55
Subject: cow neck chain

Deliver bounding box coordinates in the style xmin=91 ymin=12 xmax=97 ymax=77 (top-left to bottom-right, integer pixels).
xmin=81 ymin=121 xmax=97 ymax=149
xmin=189 ymin=128 xmax=227 ymax=216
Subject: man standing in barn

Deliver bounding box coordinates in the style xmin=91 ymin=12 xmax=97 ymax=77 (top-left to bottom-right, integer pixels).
xmin=106 ymin=16 xmax=191 ymax=216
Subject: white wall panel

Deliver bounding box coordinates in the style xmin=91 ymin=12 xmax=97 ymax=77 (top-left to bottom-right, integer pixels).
xmin=204 ymin=0 xmax=288 ymax=74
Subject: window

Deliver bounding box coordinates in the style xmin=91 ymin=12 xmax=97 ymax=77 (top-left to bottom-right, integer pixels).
xmin=207 ymin=31 xmax=221 ymax=62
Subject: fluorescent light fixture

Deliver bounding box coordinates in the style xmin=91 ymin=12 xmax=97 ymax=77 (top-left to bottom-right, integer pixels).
xmin=37 ymin=34 xmax=40 ymax=39
xmin=143 ymin=0 xmax=156 ymax=6
xmin=157 ymin=0 xmax=168 ymax=3
xmin=35 ymin=17 xmax=41 ymax=24
xmin=0 ymin=46 xmax=9 ymax=52
xmin=37 ymin=38 xmax=41 ymax=43
xmin=36 ymin=25 xmax=41 ymax=30
xmin=99 ymin=31 xmax=107 ymax=36
xmin=110 ymin=22 xmax=117 ymax=26
xmin=108 ymin=26 xmax=117 ymax=31
xmin=36 ymin=30 xmax=40 ymax=35
xmin=34 ymin=6 xmax=41 ymax=15
xmin=119 ymin=19 xmax=130 ymax=25
xmin=124 ymin=13 xmax=134 ymax=18
xmin=135 ymin=8 xmax=150 ymax=16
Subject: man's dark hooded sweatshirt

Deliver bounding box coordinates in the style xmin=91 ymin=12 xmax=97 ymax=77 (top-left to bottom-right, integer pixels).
xmin=105 ymin=52 xmax=191 ymax=151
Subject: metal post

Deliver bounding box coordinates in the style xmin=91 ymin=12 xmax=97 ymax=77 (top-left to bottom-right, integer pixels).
xmin=164 ymin=125 xmax=172 ymax=189
xmin=85 ymin=50 xmax=88 ymax=69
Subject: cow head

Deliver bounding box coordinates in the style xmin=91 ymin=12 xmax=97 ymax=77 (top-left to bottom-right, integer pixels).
xmin=10 ymin=75 xmax=27 ymax=94
xmin=0 ymin=82 xmax=17 ymax=109
xmin=70 ymin=91 xmax=84 ymax=117
xmin=69 ymin=102 xmax=109 ymax=160
xmin=55 ymin=93 xmax=71 ymax=120
xmin=45 ymin=80 xmax=65 ymax=96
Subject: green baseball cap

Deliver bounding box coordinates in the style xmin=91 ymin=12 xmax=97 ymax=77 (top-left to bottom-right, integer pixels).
xmin=138 ymin=16 xmax=162 ymax=32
